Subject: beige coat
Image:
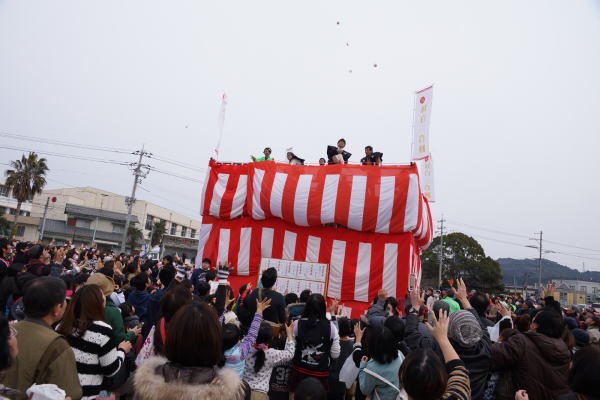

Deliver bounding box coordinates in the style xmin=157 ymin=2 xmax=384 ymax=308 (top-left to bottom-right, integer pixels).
xmin=134 ymin=356 xmax=248 ymax=400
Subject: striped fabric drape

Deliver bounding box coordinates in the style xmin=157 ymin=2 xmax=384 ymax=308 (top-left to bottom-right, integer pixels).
xmin=197 ymin=216 xmax=421 ymax=302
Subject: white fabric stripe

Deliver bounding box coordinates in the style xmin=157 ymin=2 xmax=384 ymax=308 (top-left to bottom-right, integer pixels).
xmin=252 ymin=169 xmax=266 ymax=219
xmin=195 ymin=224 xmax=212 ymax=268
xmin=403 ymin=174 xmax=420 ymax=232
xmin=327 ymin=240 xmax=346 ymax=299
xmin=321 ymin=175 xmax=340 ymax=224
xmin=418 ymin=201 xmax=429 ymax=239
xmin=77 ymin=372 xmax=104 ymax=386
xmin=217 ymin=229 xmax=230 ymax=263
xmin=375 ymin=176 xmax=396 ymax=233
xmin=270 ymin=172 xmax=288 ymax=218
xmin=261 ymin=228 xmax=274 ymax=258
xmin=306 ymin=236 xmax=321 ymax=262
xmin=383 ymin=243 xmax=398 ymax=297
xmin=198 ymin=169 xmax=210 ymax=216
xmin=347 ymin=175 xmax=367 ymax=231
xmin=354 ymin=243 xmax=372 ymax=302
xmin=283 ymin=231 xmax=297 ymax=260
xmin=408 ymin=244 xmax=414 ymax=276
xmin=209 ymin=173 xmax=229 ymax=217
xmin=293 ymin=174 xmax=313 ymax=226
xmin=230 ymin=175 xmax=248 ymax=218
xmin=237 ymin=227 xmax=251 ymax=275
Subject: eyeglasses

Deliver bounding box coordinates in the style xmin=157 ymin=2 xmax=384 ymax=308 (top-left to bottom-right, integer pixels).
xmin=9 ymin=325 xmax=17 ymax=338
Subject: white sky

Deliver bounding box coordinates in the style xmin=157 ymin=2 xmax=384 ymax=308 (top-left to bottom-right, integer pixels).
xmin=1 ymin=1 xmax=599 ymax=269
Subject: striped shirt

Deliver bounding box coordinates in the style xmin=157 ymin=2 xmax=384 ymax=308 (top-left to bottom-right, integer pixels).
xmin=443 ymin=360 xmax=471 ymax=400
xmin=66 ymin=321 xmax=125 ymax=399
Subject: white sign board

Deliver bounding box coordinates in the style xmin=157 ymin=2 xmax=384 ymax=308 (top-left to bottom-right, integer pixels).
xmin=259 ymin=258 xmax=328 ymax=295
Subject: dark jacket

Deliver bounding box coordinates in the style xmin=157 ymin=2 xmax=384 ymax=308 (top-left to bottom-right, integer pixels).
xmin=244 ymin=288 xmax=286 ymax=324
xmin=128 ymin=289 xmax=151 ymax=323
xmin=492 ymin=331 xmax=570 ymax=400
xmin=451 ymin=335 xmax=491 ymax=400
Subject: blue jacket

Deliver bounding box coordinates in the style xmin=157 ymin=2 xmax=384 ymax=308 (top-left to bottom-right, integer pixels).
xmin=128 ymin=290 xmax=151 ymax=323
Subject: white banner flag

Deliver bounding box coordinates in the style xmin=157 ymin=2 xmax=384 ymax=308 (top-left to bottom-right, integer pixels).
xmin=411 ymin=85 xmax=433 ymax=160
xmin=420 ymin=155 xmax=435 ymax=202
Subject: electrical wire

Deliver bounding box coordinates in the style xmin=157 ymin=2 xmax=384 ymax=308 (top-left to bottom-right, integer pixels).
xmin=0 ymin=145 xmax=131 ymax=166
xmin=0 ymin=131 xmax=133 ymax=154
xmin=148 ymin=154 xmax=205 ymax=173
xmin=445 ymin=219 xmax=531 ymax=239
xmin=147 ymin=166 xmax=204 ymax=184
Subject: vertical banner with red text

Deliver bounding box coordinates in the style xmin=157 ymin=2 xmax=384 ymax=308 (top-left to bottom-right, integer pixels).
xmin=411 ymin=86 xmax=433 ymax=161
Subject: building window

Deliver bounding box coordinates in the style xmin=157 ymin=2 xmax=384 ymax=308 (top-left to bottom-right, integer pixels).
xmin=581 ymin=286 xmax=587 ymax=294
xmin=112 ymin=224 xmax=124 ymax=234
xmin=191 ymin=229 xmax=196 ymax=238
xmin=8 ymin=208 xmax=16 ymax=215
xmin=75 ymin=219 xmax=91 ymax=229
xmin=181 ymin=226 xmax=187 ymax=237
xmin=20 ymin=210 xmax=30 ymax=217
xmin=0 ymin=185 xmax=8 ymax=197
xmin=15 ymin=225 xmax=25 ymax=237
xmin=170 ymin=223 xmax=177 ymax=235
xmin=145 ymin=215 xmax=154 ymax=230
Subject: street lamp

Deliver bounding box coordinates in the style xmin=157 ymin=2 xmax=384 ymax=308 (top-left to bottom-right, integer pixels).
xmin=91 ymin=194 xmax=109 ymax=245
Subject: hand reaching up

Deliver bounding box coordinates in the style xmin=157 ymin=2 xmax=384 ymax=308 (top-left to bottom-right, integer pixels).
xmin=256 ymin=298 xmax=272 ymax=314
xmin=409 ymin=285 xmax=424 ymax=309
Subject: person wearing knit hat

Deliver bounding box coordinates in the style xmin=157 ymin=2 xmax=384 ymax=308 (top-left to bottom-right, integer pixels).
xmin=86 ymin=272 xmax=115 ymax=297
xmin=449 ymin=310 xmax=483 ymax=347
xmin=448 ymin=279 xmax=492 ymax=400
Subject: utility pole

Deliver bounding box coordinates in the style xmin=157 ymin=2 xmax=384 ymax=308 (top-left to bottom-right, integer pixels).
xmin=531 ymin=231 xmax=543 ymax=295
xmin=437 ymin=215 xmax=446 ymax=289
xmin=39 ymin=197 xmax=50 ymax=241
xmin=92 ymin=194 xmax=108 ymax=245
xmin=120 ymin=148 xmax=151 ymax=253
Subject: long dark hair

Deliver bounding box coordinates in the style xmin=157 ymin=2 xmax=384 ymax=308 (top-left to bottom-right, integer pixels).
xmin=400 ymin=348 xmax=448 ymax=400
xmin=164 ymin=300 xmax=223 ymax=368
xmin=57 ymin=284 xmax=106 ymax=336
xmin=253 ymin=323 xmax=273 ymax=373
xmin=302 ymin=293 xmax=326 ymax=326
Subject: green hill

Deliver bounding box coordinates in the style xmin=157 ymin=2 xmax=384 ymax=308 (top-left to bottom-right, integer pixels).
xmin=497 ymin=258 xmax=600 ymax=285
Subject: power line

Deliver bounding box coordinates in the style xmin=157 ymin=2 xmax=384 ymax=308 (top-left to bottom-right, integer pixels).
xmin=0 ymin=131 xmax=133 ymax=154
xmin=147 ymin=166 xmax=204 ymax=184
xmin=0 ymin=145 xmax=131 ymax=166
xmin=446 ymin=219 xmax=600 ymax=254
xmin=149 ymin=154 xmax=205 ymax=173
xmin=445 ymin=219 xmax=530 ymax=239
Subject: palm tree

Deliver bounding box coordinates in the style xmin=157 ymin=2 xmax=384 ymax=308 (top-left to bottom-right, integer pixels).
xmin=4 ymin=152 xmax=49 ymax=238
xmin=127 ymin=225 xmax=144 ymax=252
xmin=0 ymin=216 xmax=11 ymax=237
xmin=149 ymin=220 xmax=166 ymax=247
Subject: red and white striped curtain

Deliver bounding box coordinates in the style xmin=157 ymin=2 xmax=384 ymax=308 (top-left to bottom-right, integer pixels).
xmin=196 ymin=160 xmax=432 ymax=302
xmin=200 ymin=160 xmax=430 ymax=238
xmin=197 ymin=216 xmax=421 ymax=302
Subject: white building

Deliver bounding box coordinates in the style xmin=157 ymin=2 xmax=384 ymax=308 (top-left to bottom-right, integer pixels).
xmin=552 ymin=279 xmax=600 ymax=304
xmin=0 ymin=181 xmax=39 ymax=241
xmin=31 ymin=186 xmax=201 ymax=259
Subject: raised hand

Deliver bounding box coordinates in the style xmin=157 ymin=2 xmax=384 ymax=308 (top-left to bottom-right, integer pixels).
xmin=354 ymin=324 xmax=365 ymax=344
xmin=455 ymin=278 xmax=468 ymax=302
xmin=426 ymin=309 xmax=450 ymax=344
xmin=256 ymin=297 xmax=272 ymax=314
xmin=217 ymin=262 xmax=233 ymax=281
xmin=409 ymin=285 xmax=424 ymax=309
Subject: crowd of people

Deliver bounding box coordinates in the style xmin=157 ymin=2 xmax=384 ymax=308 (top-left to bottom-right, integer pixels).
xmin=0 ymin=237 xmax=599 ymax=400
xmin=250 ymin=139 xmax=383 ymax=166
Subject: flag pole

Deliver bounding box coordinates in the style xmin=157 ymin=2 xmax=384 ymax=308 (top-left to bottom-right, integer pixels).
xmin=214 ymin=93 xmax=228 ymax=161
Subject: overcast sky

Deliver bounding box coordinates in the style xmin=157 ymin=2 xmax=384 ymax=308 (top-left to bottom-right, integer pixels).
xmin=1 ymin=1 xmax=599 ymax=270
